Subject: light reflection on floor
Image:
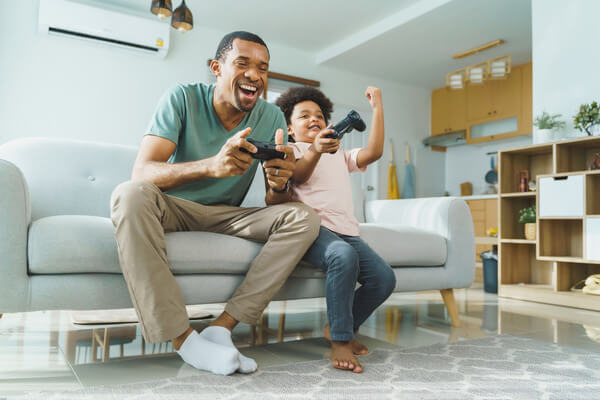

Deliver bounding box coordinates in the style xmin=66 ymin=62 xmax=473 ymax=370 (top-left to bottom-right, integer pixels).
xmin=2 ymin=285 xmax=600 ymax=395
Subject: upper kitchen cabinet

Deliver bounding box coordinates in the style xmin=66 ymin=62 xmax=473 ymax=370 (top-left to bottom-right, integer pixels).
xmin=467 ymin=66 xmax=521 ymax=122
xmin=431 ymin=87 xmax=467 ymax=136
xmin=429 ymin=62 xmax=532 ymax=144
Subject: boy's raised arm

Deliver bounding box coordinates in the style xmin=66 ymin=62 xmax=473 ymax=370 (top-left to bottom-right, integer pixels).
xmin=356 ymin=87 xmax=384 ymax=169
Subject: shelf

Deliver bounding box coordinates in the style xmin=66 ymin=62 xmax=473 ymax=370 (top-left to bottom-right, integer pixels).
xmin=499 ymin=145 xmax=553 ymax=193
xmin=538 ymin=170 xmax=600 ymax=177
xmin=500 ymin=239 xmax=536 ymax=244
xmin=499 ymin=136 xmax=600 ymax=312
xmin=587 ymin=174 xmax=600 ymax=214
xmin=499 ymin=283 xmax=600 ymax=312
xmin=500 ymin=243 xmax=552 ymax=286
xmin=500 ymin=192 xmax=536 ymax=198
xmin=555 ymin=136 xmax=600 ymax=174
xmin=536 ymin=256 xmax=600 ymax=265
xmin=538 ymin=216 xmax=583 ymax=220
xmin=539 ymin=219 xmax=583 ymax=258
xmin=500 ymin=197 xmax=537 ymax=239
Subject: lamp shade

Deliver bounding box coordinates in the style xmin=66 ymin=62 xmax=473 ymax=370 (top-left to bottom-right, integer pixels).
xmin=151 ymin=0 xmax=172 ymax=20
xmin=171 ymin=0 xmax=193 ymax=32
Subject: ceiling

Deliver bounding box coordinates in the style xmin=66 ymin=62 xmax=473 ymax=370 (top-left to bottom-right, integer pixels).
xmin=102 ymin=0 xmax=532 ymax=90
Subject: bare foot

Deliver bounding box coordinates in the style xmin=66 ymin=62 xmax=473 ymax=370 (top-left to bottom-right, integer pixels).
xmin=324 ymin=325 xmax=369 ymax=355
xmin=330 ymin=341 xmax=363 ymax=373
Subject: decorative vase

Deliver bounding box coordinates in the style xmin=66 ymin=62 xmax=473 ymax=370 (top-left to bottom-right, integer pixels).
xmin=532 ymin=129 xmax=554 ymax=144
xmin=524 ymin=223 xmax=536 ymax=240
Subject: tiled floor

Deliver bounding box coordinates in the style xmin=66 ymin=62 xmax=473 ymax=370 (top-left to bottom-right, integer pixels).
xmin=2 ymin=285 xmax=600 ymax=396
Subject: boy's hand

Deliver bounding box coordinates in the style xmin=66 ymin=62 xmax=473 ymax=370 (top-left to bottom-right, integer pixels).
xmin=264 ymin=129 xmax=295 ymax=191
xmin=312 ymin=126 xmax=339 ymax=154
xmin=365 ymin=86 xmax=382 ymax=110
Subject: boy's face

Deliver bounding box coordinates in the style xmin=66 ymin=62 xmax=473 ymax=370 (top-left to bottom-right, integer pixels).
xmin=288 ymin=100 xmax=326 ymax=142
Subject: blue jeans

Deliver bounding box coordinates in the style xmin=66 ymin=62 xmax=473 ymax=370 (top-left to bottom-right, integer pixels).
xmin=302 ymin=226 xmax=397 ymax=341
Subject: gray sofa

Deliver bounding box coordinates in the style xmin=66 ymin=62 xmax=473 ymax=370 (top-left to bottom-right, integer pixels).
xmin=0 ymin=138 xmax=474 ymax=326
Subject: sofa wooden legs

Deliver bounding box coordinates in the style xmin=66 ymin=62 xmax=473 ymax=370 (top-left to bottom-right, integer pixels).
xmin=440 ymin=289 xmax=461 ymax=327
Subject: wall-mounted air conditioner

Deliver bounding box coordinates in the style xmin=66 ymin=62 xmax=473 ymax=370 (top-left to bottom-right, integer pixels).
xmin=38 ymin=0 xmax=170 ymax=58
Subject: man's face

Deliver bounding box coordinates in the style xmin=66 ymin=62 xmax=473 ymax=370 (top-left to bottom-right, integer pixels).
xmin=215 ymin=39 xmax=269 ymax=112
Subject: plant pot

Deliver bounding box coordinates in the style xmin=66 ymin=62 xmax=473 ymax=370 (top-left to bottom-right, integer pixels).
xmin=524 ymin=222 xmax=536 ymax=240
xmin=532 ymin=129 xmax=555 ymax=144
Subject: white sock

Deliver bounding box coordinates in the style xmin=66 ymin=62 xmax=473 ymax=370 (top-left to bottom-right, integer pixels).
xmin=175 ymin=330 xmax=240 ymax=375
xmin=200 ymin=326 xmax=258 ymax=374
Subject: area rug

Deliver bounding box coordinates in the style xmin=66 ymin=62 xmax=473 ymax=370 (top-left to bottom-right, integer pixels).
xmin=13 ymin=335 xmax=600 ymax=399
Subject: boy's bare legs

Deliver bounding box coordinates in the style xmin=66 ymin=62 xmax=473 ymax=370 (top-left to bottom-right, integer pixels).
xmin=323 ymin=325 xmax=369 ymax=355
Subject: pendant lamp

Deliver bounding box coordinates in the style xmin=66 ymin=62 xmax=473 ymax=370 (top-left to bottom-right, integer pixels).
xmin=151 ymin=0 xmax=172 ymax=20
xmin=171 ymin=0 xmax=193 ymax=33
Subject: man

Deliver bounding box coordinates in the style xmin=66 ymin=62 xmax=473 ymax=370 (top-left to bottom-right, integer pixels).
xmin=110 ymin=31 xmax=320 ymax=376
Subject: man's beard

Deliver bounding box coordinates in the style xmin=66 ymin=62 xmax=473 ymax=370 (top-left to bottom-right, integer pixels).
xmin=234 ymin=90 xmax=257 ymax=112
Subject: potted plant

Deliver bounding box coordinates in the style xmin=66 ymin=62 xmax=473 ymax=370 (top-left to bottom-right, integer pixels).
xmin=533 ymin=112 xmax=565 ymax=143
xmin=519 ymin=205 xmax=536 ymax=240
xmin=573 ymin=101 xmax=600 ymax=136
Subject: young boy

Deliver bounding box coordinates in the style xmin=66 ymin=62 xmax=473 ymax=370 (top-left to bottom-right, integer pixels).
xmin=275 ymin=86 xmax=396 ymax=373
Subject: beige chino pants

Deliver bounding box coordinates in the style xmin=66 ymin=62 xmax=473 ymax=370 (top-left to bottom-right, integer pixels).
xmin=110 ymin=180 xmax=320 ymax=343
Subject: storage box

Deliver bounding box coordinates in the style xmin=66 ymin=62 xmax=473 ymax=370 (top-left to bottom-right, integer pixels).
xmin=539 ymin=175 xmax=584 ymax=217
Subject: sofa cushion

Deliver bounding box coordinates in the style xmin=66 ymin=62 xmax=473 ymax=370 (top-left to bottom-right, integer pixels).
xmin=28 ymin=215 xmax=325 ymax=278
xmin=359 ymin=223 xmax=447 ymax=266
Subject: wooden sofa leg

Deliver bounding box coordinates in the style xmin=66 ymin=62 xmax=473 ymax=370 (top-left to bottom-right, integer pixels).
xmin=440 ymin=289 xmax=461 ymax=327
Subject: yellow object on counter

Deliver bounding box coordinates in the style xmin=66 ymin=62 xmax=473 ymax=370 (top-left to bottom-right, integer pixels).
xmin=486 ymin=228 xmax=498 ymax=237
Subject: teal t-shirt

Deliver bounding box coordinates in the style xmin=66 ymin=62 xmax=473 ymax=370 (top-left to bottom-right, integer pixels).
xmin=146 ymin=83 xmax=287 ymax=206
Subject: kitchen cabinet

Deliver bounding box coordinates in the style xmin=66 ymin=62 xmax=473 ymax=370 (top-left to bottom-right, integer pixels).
xmin=519 ymin=62 xmax=533 ymax=134
xmin=431 ymin=87 xmax=466 ymax=135
xmin=467 ymin=67 xmax=521 ymax=122
xmin=429 ymin=62 xmax=532 ymax=145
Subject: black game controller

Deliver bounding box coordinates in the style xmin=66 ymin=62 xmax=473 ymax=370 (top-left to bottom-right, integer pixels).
xmin=240 ymin=138 xmax=285 ymax=160
xmin=325 ymin=110 xmax=367 ymax=140
xmin=324 ymin=110 xmax=367 ymax=153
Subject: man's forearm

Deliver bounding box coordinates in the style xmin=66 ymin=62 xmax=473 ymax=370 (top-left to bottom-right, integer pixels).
xmin=132 ymin=158 xmax=215 ymax=192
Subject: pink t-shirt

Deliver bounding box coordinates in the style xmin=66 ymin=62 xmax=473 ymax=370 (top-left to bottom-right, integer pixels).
xmin=289 ymin=142 xmax=366 ymax=236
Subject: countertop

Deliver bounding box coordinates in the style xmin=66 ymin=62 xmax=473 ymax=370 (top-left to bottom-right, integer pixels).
xmin=457 ymin=194 xmax=498 ymax=200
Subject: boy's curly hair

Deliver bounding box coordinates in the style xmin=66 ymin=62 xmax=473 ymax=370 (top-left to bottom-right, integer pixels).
xmin=275 ymin=86 xmax=333 ymax=125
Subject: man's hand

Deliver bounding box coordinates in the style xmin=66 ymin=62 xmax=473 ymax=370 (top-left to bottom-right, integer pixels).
xmin=365 ymin=86 xmax=382 ymax=110
xmin=263 ymin=129 xmax=295 ymax=191
xmin=209 ymin=127 xmax=257 ymax=178
xmin=311 ymin=125 xmax=339 ymax=154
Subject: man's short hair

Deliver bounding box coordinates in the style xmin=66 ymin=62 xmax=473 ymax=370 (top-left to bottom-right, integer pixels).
xmin=275 ymin=86 xmax=333 ymax=125
xmin=214 ymin=31 xmax=270 ymax=62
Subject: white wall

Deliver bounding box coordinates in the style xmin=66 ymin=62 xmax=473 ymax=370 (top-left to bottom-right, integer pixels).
xmin=0 ymin=1 xmax=443 ymax=199
xmin=532 ymin=0 xmax=600 ymax=137
xmin=445 ymin=136 xmax=530 ymax=196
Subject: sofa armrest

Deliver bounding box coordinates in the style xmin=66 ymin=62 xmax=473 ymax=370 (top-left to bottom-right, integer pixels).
xmin=0 ymin=159 xmax=31 ymax=311
xmin=365 ymin=198 xmax=475 ymax=288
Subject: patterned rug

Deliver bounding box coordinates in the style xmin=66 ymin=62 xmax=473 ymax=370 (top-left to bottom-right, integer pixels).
xmin=13 ymin=335 xmax=600 ymax=399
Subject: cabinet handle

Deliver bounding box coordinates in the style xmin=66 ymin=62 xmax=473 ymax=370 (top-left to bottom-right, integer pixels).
xmin=494 ymin=110 xmax=497 ymax=114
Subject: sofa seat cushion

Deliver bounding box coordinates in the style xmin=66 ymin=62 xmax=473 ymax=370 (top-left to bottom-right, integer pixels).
xmin=359 ymin=223 xmax=447 ymax=266
xmin=28 ymin=215 xmax=325 ymax=278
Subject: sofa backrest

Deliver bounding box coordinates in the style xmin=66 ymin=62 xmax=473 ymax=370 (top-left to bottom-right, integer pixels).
xmin=0 ymin=137 xmax=270 ymax=220
xmin=0 ymin=138 xmax=136 ymax=220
